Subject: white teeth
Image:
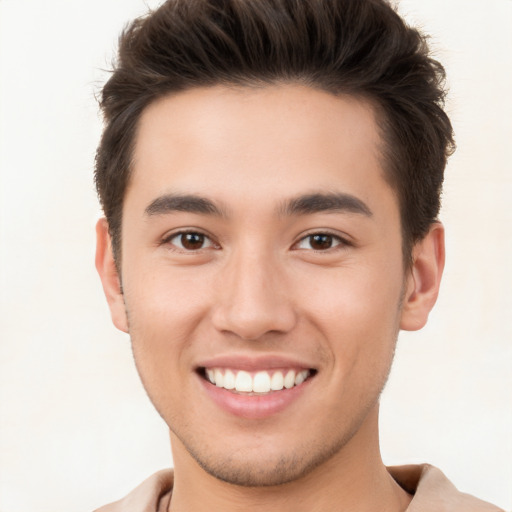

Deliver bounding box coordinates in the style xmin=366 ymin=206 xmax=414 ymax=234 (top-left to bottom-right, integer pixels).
xmin=205 ymin=368 xmax=311 ymax=393
xmin=235 ymin=370 xmax=253 ymax=392
xmin=284 ymin=370 xmax=295 ymax=389
xmin=253 ymin=371 xmax=271 ymax=393
xmin=270 ymin=371 xmax=284 ymax=390
xmin=295 ymin=370 xmax=308 ymax=385
xmin=214 ymin=369 xmax=224 ymax=388
xmin=223 ymin=369 xmax=236 ymax=390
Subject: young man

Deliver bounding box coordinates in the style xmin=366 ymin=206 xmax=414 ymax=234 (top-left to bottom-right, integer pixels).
xmin=93 ymin=0 xmax=503 ymax=510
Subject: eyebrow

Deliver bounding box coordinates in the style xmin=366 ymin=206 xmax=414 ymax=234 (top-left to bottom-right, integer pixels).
xmin=145 ymin=193 xmax=226 ymax=217
xmin=279 ymin=193 xmax=373 ymax=217
xmin=144 ymin=191 xmax=372 ymax=219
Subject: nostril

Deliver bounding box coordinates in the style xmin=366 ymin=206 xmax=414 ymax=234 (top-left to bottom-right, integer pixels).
xmin=210 ymin=289 xmax=297 ymax=340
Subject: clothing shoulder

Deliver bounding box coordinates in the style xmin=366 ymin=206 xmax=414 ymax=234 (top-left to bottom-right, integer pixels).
xmin=389 ymin=464 xmax=506 ymax=512
xmin=93 ymin=465 xmax=505 ymax=512
xmin=93 ymin=470 xmax=173 ymax=512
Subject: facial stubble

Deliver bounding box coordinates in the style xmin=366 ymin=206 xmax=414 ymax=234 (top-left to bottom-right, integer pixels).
xmin=124 ymin=274 xmax=407 ymax=488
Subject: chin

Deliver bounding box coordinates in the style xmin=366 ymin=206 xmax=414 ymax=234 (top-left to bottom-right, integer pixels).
xmin=178 ymin=429 xmax=356 ymax=488
xmin=194 ymin=452 xmax=318 ymax=487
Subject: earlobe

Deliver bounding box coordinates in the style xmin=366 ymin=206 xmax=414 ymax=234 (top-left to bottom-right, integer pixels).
xmin=95 ymin=218 xmax=129 ymax=333
xmin=400 ymin=222 xmax=445 ymax=331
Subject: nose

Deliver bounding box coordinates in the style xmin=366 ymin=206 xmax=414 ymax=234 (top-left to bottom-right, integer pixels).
xmin=211 ymin=249 xmax=297 ymax=341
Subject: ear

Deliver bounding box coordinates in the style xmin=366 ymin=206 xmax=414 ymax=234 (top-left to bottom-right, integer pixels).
xmin=95 ymin=218 xmax=129 ymax=333
xmin=400 ymin=222 xmax=445 ymax=331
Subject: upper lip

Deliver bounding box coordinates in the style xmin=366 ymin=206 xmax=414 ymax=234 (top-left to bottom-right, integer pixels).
xmin=196 ymin=353 xmax=316 ymax=372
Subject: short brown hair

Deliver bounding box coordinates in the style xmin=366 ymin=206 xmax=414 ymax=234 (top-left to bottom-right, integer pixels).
xmin=95 ymin=0 xmax=455 ymax=264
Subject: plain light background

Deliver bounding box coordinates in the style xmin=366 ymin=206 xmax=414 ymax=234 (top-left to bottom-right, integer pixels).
xmin=0 ymin=1 xmax=511 ymax=510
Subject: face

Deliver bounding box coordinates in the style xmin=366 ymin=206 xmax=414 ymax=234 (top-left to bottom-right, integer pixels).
xmin=97 ymin=85 xmax=441 ymax=486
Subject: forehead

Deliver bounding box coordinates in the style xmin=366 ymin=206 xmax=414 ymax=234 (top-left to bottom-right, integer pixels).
xmin=128 ymin=84 xmax=393 ymax=215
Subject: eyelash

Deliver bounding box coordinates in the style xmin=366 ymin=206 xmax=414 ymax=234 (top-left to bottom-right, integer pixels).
xmin=293 ymin=231 xmax=350 ymax=252
xmin=161 ymin=230 xmax=219 ymax=252
xmin=161 ymin=229 xmax=351 ymax=253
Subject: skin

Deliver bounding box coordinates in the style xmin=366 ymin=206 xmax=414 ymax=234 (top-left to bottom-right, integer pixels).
xmin=96 ymin=85 xmax=444 ymax=511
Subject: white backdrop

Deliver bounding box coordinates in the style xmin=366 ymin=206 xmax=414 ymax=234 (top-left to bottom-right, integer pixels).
xmin=0 ymin=1 xmax=511 ymax=510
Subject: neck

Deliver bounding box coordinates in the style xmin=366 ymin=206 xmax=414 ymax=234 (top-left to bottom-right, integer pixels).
xmin=168 ymin=405 xmax=411 ymax=512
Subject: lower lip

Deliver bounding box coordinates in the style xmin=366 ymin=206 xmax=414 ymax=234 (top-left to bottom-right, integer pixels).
xmin=198 ymin=374 xmax=313 ymax=420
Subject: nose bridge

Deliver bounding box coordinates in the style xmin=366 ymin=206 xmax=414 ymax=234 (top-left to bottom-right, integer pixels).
xmin=212 ymin=242 xmax=296 ymax=340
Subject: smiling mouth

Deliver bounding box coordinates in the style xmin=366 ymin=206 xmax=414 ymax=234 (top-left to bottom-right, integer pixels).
xmin=198 ymin=367 xmax=317 ymax=395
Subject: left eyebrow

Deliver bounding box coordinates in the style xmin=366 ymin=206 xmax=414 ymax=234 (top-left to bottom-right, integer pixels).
xmin=144 ymin=193 xmax=226 ymax=217
xmin=278 ymin=192 xmax=373 ymax=217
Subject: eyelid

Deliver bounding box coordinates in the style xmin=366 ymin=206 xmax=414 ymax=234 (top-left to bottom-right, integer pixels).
xmin=292 ymin=230 xmax=352 ymax=251
xmin=161 ymin=228 xmax=220 ymax=251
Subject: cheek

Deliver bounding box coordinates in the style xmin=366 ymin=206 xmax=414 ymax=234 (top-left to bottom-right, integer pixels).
xmin=295 ymin=264 xmax=403 ymax=374
xmin=122 ymin=266 xmax=214 ymax=388
xmin=125 ymin=264 xmax=213 ymax=333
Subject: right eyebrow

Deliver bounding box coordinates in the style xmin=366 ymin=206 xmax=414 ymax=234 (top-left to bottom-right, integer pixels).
xmin=278 ymin=192 xmax=373 ymax=218
xmin=144 ymin=193 xmax=226 ymax=217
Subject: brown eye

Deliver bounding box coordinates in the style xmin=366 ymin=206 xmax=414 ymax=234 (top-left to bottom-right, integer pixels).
xmin=168 ymin=231 xmax=214 ymax=251
xmin=181 ymin=233 xmax=205 ymax=250
xmin=296 ymin=233 xmax=343 ymax=251
xmin=309 ymin=234 xmax=334 ymax=250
